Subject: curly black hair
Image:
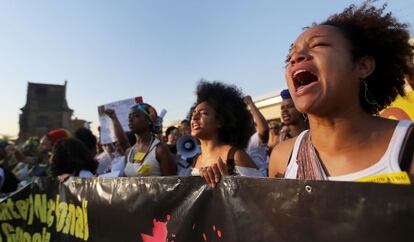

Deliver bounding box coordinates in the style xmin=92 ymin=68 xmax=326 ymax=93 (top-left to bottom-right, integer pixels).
xmin=75 ymin=127 xmax=97 ymax=155
xmin=50 ymin=138 xmax=98 ymax=176
xmin=165 ymin=126 xmax=179 ymax=138
xmin=319 ymin=1 xmax=414 ymax=114
xmin=192 ymin=80 xmax=255 ymax=149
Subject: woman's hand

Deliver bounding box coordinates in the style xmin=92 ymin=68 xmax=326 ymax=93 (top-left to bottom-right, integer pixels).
xmin=199 ymin=157 xmax=228 ymax=188
xmin=243 ymin=95 xmax=254 ymax=106
xmin=103 ymin=108 xmax=117 ymax=120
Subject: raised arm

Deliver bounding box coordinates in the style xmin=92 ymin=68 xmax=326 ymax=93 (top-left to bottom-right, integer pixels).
xmin=103 ymin=109 xmax=130 ymax=155
xmin=244 ymin=96 xmax=269 ymax=144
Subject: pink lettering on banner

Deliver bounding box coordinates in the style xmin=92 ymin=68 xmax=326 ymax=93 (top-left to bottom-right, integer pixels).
xmin=140 ymin=216 xmax=224 ymax=242
xmin=140 ymin=219 xmax=168 ymax=242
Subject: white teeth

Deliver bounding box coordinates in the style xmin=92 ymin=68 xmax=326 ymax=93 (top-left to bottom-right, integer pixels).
xmin=292 ymin=69 xmax=307 ymax=78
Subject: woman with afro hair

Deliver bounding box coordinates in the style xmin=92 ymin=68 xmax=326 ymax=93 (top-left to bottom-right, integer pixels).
xmin=190 ymin=80 xmax=262 ymax=188
xmin=50 ymin=138 xmax=98 ymax=181
xmin=269 ymin=1 xmax=414 ymax=181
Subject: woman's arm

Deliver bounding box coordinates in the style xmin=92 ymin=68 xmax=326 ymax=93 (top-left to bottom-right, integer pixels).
xmin=244 ymin=96 xmax=269 ymax=144
xmin=104 ymin=109 xmax=130 ymax=155
xmin=156 ymin=142 xmax=177 ymax=176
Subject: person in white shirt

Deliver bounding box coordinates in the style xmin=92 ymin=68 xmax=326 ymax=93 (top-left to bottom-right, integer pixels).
xmin=269 ymin=2 xmax=414 ymax=180
xmin=243 ymin=95 xmax=270 ymax=176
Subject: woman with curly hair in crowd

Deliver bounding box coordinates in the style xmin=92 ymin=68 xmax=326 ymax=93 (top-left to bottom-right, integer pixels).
xmin=269 ymin=2 xmax=414 ymax=181
xmin=50 ymin=138 xmax=98 ymax=182
xmin=190 ymin=81 xmax=262 ymax=187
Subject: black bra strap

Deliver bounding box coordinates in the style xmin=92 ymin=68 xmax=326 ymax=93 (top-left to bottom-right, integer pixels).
xmin=400 ymin=124 xmax=414 ymax=172
xmin=226 ymin=147 xmax=238 ymax=175
xmin=191 ymin=154 xmax=201 ymax=168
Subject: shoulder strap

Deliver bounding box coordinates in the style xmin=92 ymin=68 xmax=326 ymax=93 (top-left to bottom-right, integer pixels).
xmin=130 ymin=136 xmax=158 ymax=164
xmin=144 ymin=137 xmax=160 ymax=163
xmin=126 ymin=147 xmax=134 ymax=163
xmin=191 ymin=154 xmax=201 ymax=168
xmin=285 ymin=150 xmax=294 ymax=170
xmin=296 ymin=131 xmax=327 ymax=180
xmin=226 ymin=147 xmax=238 ymax=175
xmin=399 ymin=123 xmax=414 ymax=172
xmin=286 ymin=130 xmax=308 ymax=168
xmin=190 ymin=147 xmax=238 ymax=173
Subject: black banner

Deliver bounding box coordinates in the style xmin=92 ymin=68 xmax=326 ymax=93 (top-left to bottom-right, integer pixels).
xmin=1 ymin=177 xmax=414 ymax=242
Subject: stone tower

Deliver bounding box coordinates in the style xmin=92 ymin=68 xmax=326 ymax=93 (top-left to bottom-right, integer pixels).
xmin=18 ymin=81 xmax=73 ymax=141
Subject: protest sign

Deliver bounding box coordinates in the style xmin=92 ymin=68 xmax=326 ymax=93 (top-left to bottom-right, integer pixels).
xmin=98 ymin=97 xmax=143 ymax=144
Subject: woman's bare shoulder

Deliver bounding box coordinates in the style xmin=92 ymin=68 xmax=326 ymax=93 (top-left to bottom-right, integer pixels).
xmin=268 ymin=137 xmax=297 ymax=178
xmin=234 ymin=149 xmax=257 ymax=168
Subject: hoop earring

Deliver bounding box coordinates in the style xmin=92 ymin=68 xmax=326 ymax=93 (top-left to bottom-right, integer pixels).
xmin=363 ymin=81 xmax=379 ymax=107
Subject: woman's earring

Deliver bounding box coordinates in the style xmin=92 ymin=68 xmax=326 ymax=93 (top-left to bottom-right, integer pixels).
xmin=364 ymin=81 xmax=379 ymax=107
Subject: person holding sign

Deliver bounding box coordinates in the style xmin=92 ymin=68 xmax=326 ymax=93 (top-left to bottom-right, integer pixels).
xmin=190 ymin=81 xmax=262 ymax=188
xmin=104 ymin=103 xmax=177 ymax=176
xmin=269 ymin=2 xmax=414 ymax=182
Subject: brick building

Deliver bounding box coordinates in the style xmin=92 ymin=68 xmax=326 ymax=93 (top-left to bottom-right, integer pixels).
xmin=18 ymin=81 xmax=74 ymax=141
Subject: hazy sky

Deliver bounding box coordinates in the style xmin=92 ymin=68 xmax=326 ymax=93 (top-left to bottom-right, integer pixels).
xmin=1 ymin=0 xmax=413 ymax=137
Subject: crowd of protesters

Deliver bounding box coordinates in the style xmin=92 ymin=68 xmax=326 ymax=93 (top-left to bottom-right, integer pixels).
xmin=1 ymin=1 xmax=414 ymax=194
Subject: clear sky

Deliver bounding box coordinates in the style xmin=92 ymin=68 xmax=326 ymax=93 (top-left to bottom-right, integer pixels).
xmin=1 ymin=0 xmax=413 ymax=138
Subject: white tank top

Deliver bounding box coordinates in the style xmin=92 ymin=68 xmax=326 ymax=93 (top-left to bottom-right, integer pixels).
xmin=124 ymin=137 xmax=162 ymax=177
xmin=284 ymin=120 xmax=413 ymax=181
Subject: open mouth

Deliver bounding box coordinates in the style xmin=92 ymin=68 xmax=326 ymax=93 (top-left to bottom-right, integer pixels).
xmin=292 ymin=69 xmax=319 ymax=91
xmin=282 ymin=114 xmax=290 ymax=120
xmin=191 ymin=123 xmax=200 ymax=130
